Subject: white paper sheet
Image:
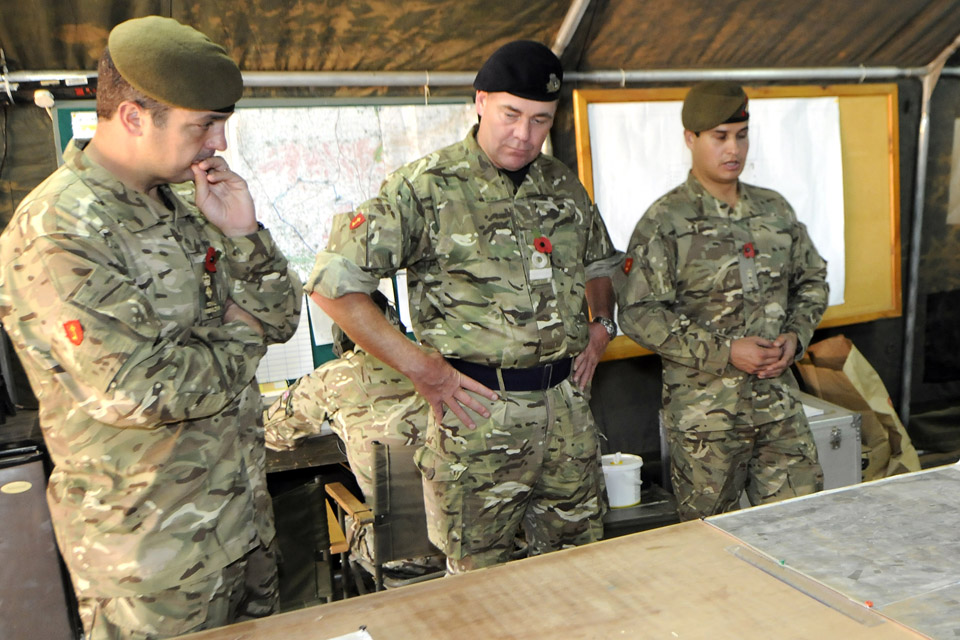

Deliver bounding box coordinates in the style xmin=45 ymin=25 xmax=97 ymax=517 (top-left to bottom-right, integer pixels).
xmin=256 ymin=295 xmax=316 ymax=383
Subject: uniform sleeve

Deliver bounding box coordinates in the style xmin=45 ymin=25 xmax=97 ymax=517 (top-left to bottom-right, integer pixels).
xmin=221 ymin=228 xmax=302 ymax=344
xmin=617 ymin=211 xmax=731 ymax=376
xmin=20 ymin=230 xmax=268 ymax=428
xmin=582 ymin=202 xmax=622 ymax=280
xmin=783 ymin=218 xmax=829 ymax=357
xmin=307 ymin=172 xmax=429 ymax=298
xmin=263 ymin=366 xmax=337 ymax=450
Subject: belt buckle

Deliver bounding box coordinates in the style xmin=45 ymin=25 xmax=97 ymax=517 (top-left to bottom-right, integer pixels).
xmin=541 ymin=362 xmax=554 ymax=390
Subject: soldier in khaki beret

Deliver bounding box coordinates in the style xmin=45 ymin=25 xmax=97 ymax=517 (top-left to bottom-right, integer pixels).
xmin=309 ymin=41 xmax=620 ymax=574
xmin=0 ymin=16 xmax=302 ymax=638
xmin=619 ymin=81 xmax=829 ymax=520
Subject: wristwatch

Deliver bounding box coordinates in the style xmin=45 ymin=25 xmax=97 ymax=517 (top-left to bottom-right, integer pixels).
xmin=593 ymin=316 xmax=617 ymax=339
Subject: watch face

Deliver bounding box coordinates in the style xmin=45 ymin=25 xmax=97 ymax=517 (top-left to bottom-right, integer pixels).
xmin=596 ymin=316 xmax=616 ymax=338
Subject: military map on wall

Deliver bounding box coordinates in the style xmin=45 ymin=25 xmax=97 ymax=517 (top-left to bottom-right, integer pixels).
xmin=220 ymin=102 xmax=478 ymax=381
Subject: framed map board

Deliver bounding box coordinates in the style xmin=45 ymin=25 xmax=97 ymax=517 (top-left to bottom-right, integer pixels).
xmin=573 ymin=84 xmax=902 ymax=361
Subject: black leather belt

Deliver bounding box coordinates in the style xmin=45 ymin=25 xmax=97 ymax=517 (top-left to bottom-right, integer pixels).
xmin=446 ymin=358 xmax=572 ymax=392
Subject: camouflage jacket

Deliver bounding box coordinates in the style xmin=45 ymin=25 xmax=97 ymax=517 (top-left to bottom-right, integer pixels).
xmin=263 ymin=349 xmax=428 ymax=498
xmin=0 ymin=140 xmax=302 ymax=596
xmin=618 ymin=174 xmax=828 ymax=427
xmin=307 ymin=126 xmax=619 ymax=368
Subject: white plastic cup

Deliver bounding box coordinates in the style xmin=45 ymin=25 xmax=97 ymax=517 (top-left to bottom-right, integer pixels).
xmin=601 ymin=452 xmax=643 ymax=508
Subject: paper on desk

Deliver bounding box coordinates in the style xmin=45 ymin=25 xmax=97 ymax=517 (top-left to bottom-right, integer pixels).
xmin=802 ymin=404 xmax=825 ymax=418
xmin=326 ymin=628 xmax=373 ymax=640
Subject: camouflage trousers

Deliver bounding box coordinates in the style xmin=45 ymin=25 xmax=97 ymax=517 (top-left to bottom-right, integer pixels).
xmin=78 ymin=539 xmax=279 ymax=640
xmin=665 ymin=410 xmax=823 ymax=521
xmin=414 ymin=379 xmax=605 ymax=574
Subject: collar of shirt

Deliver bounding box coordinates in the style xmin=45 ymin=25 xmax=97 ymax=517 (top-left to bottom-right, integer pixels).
xmin=65 ymin=140 xmax=199 ymax=230
xmin=684 ymin=171 xmax=752 ymax=221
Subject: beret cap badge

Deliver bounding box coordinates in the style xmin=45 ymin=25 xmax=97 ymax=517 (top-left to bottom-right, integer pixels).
xmin=546 ymin=73 xmax=561 ymax=94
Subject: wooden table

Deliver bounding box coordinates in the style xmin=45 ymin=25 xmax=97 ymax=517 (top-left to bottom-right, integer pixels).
xmin=265 ymin=434 xmax=346 ymax=474
xmin=178 ymin=519 xmax=923 ymax=640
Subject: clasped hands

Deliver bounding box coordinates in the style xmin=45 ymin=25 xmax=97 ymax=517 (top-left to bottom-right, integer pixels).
xmin=729 ymin=333 xmax=798 ymax=379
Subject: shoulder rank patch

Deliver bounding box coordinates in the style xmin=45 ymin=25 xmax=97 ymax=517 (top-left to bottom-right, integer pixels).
xmin=64 ymin=320 xmax=84 ymax=346
xmin=349 ymin=213 xmax=366 ymax=230
xmin=623 ymin=257 xmax=634 ymax=275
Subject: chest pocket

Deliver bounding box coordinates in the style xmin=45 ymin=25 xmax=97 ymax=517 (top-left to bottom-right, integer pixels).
xmin=677 ymin=219 xmax=742 ymax=297
xmin=121 ymin=214 xmax=210 ymax=336
xmin=534 ymin=196 xmax=585 ymax=274
xmin=434 ymin=200 xmax=522 ymax=280
xmin=749 ymin=216 xmax=794 ymax=286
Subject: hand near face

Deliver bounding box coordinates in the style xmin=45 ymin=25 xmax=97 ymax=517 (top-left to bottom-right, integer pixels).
xmin=192 ymin=156 xmax=259 ymax=237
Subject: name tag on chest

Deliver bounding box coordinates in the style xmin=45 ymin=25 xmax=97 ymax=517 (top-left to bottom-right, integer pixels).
xmin=738 ymin=246 xmax=760 ymax=293
xmin=529 ymin=250 xmax=553 ymax=283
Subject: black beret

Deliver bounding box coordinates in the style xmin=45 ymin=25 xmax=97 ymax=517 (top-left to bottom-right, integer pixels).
xmin=681 ymin=81 xmax=749 ymax=132
xmin=108 ymin=16 xmax=243 ymax=112
xmin=473 ymin=40 xmax=563 ymax=102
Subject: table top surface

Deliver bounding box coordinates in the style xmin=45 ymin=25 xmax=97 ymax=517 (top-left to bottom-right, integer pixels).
xmin=178 ymin=517 xmax=924 ymax=640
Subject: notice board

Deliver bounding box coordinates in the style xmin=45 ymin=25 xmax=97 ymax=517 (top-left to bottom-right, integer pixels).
xmin=573 ymin=84 xmax=902 ymax=361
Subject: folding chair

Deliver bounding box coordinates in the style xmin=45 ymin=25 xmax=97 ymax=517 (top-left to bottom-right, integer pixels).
xmin=326 ymin=441 xmax=444 ymax=594
xmin=272 ymin=475 xmax=347 ymax=608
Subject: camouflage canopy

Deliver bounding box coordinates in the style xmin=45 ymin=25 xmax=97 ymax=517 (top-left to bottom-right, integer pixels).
xmin=2 ymin=0 xmax=960 ymax=73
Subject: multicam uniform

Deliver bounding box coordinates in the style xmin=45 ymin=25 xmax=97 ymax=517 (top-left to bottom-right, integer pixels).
xmin=262 ymin=348 xmax=443 ymax=576
xmin=263 ymin=349 xmax=428 ymax=498
xmin=0 ymin=140 xmax=302 ymax=638
xmin=619 ymin=174 xmax=828 ymax=520
xmin=309 ymin=126 xmax=620 ymax=570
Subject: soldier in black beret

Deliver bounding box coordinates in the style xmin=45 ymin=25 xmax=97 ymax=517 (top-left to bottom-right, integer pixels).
xmin=309 ymin=40 xmax=619 ymax=574
xmin=469 ymin=40 xmax=563 ymax=177
xmin=0 ymin=16 xmax=302 ymax=638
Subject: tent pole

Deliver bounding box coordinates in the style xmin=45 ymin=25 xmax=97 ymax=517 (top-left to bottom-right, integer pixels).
xmin=901 ymin=78 xmax=933 ymax=428
xmin=3 ymin=67 xmax=927 ymax=89
xmin=552 ymin=0 xmax=593 ymax=58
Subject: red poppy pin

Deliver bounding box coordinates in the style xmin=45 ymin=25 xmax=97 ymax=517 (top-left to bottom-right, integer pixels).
xmin=349 ymin=213 xmax=366 ymax=230
xmin=743 ymin=242 xmax=756 ymax=259
xmin=623 ymin=257 xmax=634 ymax=275
xmin=63 ymin=320 xmax=84 ymax=346
xmin=534 ymin=236 xmax=553 ymax=254
xmin=204 ymin=247 xmax=220 ymax=273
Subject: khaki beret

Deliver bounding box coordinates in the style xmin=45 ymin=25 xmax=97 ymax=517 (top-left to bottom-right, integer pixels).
xmin=474 ymin=40 xmax=563 ymax=102
xmin=681 ymin=81 xmax=749 ymax=132
xmin=108 ymin=16 xmax=242 ymax=112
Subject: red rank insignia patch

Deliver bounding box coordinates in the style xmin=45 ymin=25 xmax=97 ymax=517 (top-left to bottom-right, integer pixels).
xmin=743 ymin=242 xmax=756 ymax=259
xmin=349 ymin=213 xmax=366 ymax=230
xmin=63 ymin=320 xmax=84 ymax=346
xmin=623 ymin=257 xmax=634 ymax=275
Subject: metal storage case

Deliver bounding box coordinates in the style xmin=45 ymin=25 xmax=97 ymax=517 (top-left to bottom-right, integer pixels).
xmin=798 ymin=391 xmax=862 ymax=490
